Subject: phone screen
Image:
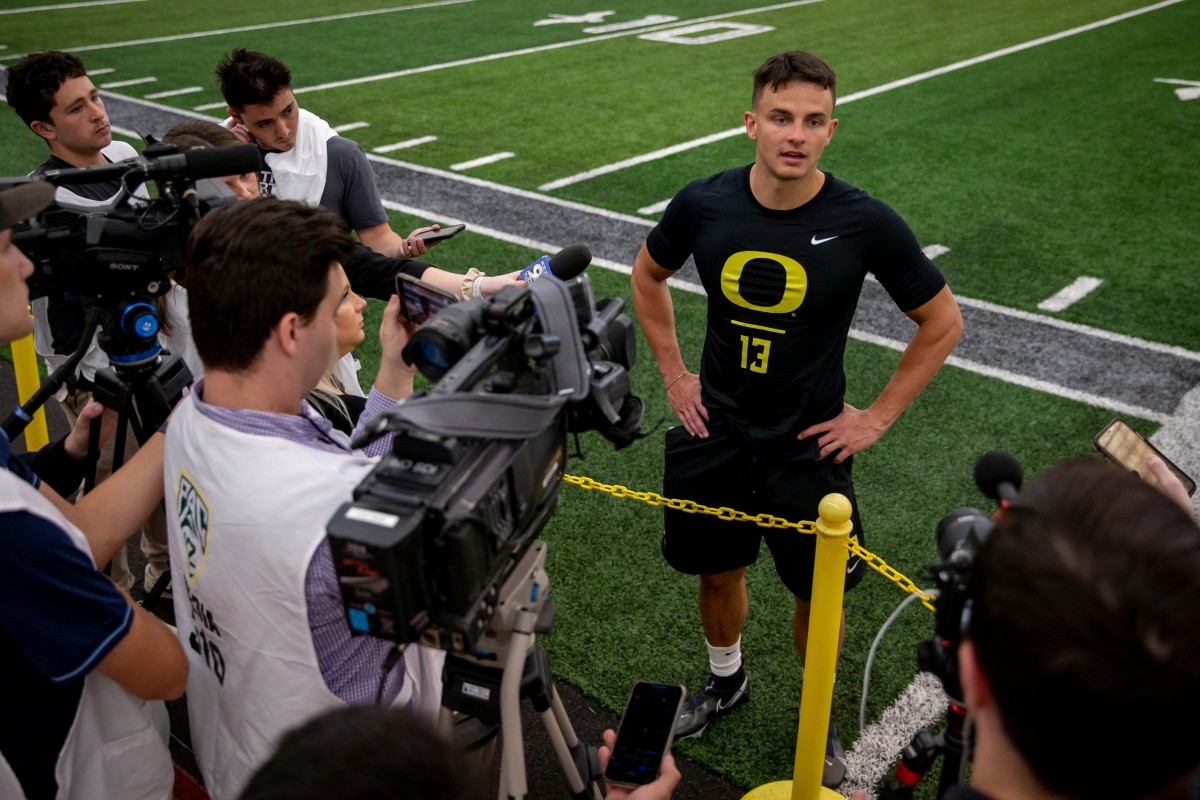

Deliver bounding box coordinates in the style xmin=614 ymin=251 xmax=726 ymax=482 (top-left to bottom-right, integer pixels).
xmin=1094 ymin=419 xmax=1197 ymax=496
xmin=604 ymin=682 xmax=685 ymax=787
xmin=396 ymin=274 xmax=458 ymax=325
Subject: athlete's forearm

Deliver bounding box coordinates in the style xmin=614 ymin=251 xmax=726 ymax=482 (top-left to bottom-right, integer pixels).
xmin=867 ymin=285 xmax=962 ymax=426
xmin=631 ymin=246 xmax=688 ymax=383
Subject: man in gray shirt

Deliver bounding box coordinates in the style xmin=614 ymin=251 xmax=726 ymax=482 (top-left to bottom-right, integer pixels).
xmin=216 ymin=48 xmax=517 ymax=301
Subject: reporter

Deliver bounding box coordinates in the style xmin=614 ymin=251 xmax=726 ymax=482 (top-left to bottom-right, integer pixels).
xmin=951 ymin=458 xmax=1200 ymax=800
xmin=1 ymin=182 xmax=187 ymax=800
xmin=213 ymin=48 xmax=523 ymax=299
xmin=5 ymin=49 xmax=170 ymax=594
xmin=163 ymin=197 xmax=444 ymax=800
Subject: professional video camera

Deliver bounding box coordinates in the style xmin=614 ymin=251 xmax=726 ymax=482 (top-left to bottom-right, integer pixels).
xmin=881 ymin=451 xmax=1022 ymax=800
xmin=327 ymin=268 xmax=644 ymax=654
xmin=2 ymin=142 xmax=260 ymax=371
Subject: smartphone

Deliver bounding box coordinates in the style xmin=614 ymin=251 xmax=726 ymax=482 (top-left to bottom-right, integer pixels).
xmin=1093 ymin=418 xmax=1196 ymax=496
xmin=414 ymin=223 xmax=466 ymax=242
xmin=396 ymin=273 xmax=459 ymax=325
xmin=604 ymin=681 xmax=686 ymax=787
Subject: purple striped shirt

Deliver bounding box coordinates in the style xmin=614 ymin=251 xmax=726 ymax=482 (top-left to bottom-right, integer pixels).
xmin=188 ymin=381 xmax=405 ymax=705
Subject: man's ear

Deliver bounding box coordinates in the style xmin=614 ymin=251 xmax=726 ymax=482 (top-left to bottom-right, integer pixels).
xmin=744 ymin=110 xmax=757 ymax=141
xmin=273 ymin=312 xmax=303 ymax=357
xmin=228 ymin=108 xmax=242 ymax=125
xmin=29 ymin=119 xmax=56 ymax=143
xmin=958 ymin=640 xmax=993 ymax=712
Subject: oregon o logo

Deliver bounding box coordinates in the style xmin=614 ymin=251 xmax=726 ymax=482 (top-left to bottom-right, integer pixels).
xmin=720 ymin=251 xmax=807 ymax=313
xmin=177 ymin=472 xmax=211 ymax=584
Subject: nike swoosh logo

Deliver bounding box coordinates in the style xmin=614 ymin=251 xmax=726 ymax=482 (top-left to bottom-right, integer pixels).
xmin=811 ymin=235 xmax=838 ymax=245
xmin=716 ymin=689 xmax=745 ymax=711
xmin=846 ymin=558 xmax=860 ymax=575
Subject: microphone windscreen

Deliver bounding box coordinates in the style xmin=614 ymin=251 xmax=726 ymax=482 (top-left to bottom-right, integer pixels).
xmin=974 ymin=451 xmax=1023 ymax=500
xmin=182 ymin=144 xmax=262 ymax=181
xmin=549 ymin=244 xmax=591 ymax=281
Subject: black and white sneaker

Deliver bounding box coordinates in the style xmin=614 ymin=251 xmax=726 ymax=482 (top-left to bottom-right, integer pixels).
xmin=674 ymin=669 xmax=749 ymax=739
xmin=822 ymin=720 xmax=846 ymax=788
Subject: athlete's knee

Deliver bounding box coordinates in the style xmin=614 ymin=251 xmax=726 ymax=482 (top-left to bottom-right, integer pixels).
xmin=699 ymin=568 xmax=747 ymax=594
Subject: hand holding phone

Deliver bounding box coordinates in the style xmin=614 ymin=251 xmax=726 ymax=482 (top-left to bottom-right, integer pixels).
xmin=396 ymin=273 xmax=459 ymax=325
xmin=1093 ymin=418 xmax=1197 ymax=496
xmin=603 ymin=681 xmax=686 ymax=790
xmin=414 ymin=223 xmax=466 ymax=242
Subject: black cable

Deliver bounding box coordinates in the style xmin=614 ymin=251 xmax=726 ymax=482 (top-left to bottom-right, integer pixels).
xmin=374 ymin=644 xmax=406 ymax=707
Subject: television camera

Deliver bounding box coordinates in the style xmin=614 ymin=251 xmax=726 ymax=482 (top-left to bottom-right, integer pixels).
xmin=880 ymin=451 xmax=1021 ymax=799
xmin=327 ymin=270 xmax=641 ymax=799
xmin=327 ymin=265 xmax=643 ymax=654
xmin=1 ymin=142 xmax=260 ymax=444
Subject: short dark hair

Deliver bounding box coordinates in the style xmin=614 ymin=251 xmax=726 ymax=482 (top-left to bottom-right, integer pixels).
xmin=216 ymin=48 xmax=292 ymax=110
xmin=969 ymin=458 xmax=1200 ymax=799
xmin=5 ymin=51 xmax=88 ymax=126
xmin=751 ymin=51 xmax=837 ymax=109
xmin=236 ymin=707 xmax=473 ymax=800
xmin=184 ymin=198 xmax=354 ymax=372
xmin=162 ymin=119 xmax=243 ymax=150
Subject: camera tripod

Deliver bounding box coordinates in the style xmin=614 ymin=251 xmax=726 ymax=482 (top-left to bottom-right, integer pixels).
xmin=3 ymin=304 xmax=192 ymax=607
xmin=435 ymin=541 xmax=604 ymax=800
xmin=879 ymin=697 xmax=968 ymax=800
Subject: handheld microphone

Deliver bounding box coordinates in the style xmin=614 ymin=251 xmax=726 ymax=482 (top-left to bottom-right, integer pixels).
xmin=519 ymin=244 xmax=591 ymax=284
xmin=973 ymin=451 xmax=1023 ymax=505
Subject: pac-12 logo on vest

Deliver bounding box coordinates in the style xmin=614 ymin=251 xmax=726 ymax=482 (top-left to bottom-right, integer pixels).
xmin=176 ymin=472 xmax=211 ymax=583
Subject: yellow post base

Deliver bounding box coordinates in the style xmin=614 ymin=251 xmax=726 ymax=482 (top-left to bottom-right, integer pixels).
xmin=742 ymin=780 xmax=847 ymax=800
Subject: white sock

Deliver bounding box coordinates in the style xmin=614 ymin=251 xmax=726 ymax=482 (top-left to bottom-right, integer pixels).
xmin=707 ymin=637 xmax=742 ymax=678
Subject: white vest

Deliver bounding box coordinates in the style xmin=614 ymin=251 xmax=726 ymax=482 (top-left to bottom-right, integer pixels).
xmin=164 ymin=396 xmax=443 ymax=800
xmin=0 ymin=473 xmax=173 ymax=800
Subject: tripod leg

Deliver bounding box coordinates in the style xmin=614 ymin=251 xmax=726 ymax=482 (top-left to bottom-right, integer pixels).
xmin=499 ymin=623 xmax=533 ymax=800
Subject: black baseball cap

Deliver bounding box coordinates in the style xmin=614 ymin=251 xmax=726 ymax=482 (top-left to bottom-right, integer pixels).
xmin=0 ymin=181 xmax=54 ymax=231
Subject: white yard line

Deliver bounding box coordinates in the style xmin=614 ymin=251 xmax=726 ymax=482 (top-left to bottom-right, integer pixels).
xmin=0 ymin=0 xmax=145 ymax=15
xmin=143 ymin=86 xmax=203 ymax=99
xmin=192 ymin=0 xmax=826 ymax=106
xmin=373 ymin=135 xmax=438 ymax=153
xmin=450 ymin=151 xmax=514 ymax=171
xmin=333 ymin=121 xmax=370 ymax=133
xmin=0 ymin=0 xmax=474 ymax=60
xmin=1037 ymin=276 xmax=1104 ymax=312
xmin=539 ymin=0 xmax=1185 ymax=190
xmin=100 ymin=76 xmax=155 ymax=89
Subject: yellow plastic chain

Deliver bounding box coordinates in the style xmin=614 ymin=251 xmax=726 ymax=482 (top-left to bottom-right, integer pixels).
xmin=561 ymin=474 xmax=936 ymax=612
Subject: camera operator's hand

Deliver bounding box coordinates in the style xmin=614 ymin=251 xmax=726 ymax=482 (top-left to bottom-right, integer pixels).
xmin=1145 ymin=455 xmax=1195 ymax=516
xmin=598 ymin=728 xmax=680 ymax=800
xmin=373 ymin=294 xmax=417 ymax=400
xmin=63 ymin=399 xmax=116 ymax=461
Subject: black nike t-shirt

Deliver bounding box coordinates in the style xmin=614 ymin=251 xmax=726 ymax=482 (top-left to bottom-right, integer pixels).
xmin=646 ymin=166 xmax=945 ymax=459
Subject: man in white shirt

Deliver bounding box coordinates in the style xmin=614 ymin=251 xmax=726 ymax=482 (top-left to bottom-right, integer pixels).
xmin=5 ymin=50 xmax=169 ymax=593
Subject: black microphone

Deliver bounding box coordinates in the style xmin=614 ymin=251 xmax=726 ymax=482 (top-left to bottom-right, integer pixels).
xmin=177 ymin=144 xmax=262 ymax=180
xmin=518 ymin=244 xmax=591 ymax=284
xmin=974 ymin=451 xmax=1023 ymax=504
xmin=41 ymin=144 xmax=262 ymax=188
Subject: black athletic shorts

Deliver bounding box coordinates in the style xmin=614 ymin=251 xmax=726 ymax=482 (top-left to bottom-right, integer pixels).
xmin=661 ymin=426 xmax=867 ymax=600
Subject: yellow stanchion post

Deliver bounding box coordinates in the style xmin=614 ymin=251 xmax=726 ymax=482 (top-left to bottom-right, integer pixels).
xmin=742 ymin=493 xmax=854 ymax=800
xmin=10 ymin=332 xmax=49 ymax=452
